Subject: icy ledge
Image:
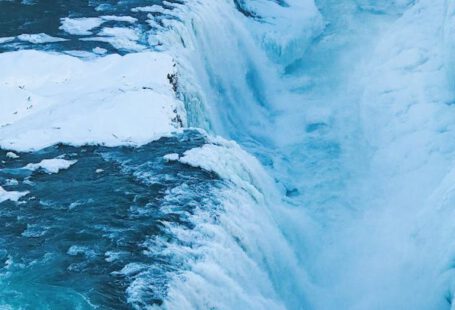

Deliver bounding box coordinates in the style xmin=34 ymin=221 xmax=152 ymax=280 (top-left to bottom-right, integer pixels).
xmin=0 ymin=50 xmax=185 ymax=151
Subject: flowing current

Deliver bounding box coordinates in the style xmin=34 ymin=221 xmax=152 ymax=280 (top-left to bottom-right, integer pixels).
xmin=2 ymin=0 xmax=455 ymax=309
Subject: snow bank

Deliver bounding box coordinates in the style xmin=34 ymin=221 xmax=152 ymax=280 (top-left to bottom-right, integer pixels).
xmin=24 ymin=158 xmax=77 ymax=174
xmin=0 ymin=50 xmax=185 ymax=151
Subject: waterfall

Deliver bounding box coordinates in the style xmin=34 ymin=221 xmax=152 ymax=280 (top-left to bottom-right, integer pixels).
xmin=154 ymin=0 xmax=455 ymax=308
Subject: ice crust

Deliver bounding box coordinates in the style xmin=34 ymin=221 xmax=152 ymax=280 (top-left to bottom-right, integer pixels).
xmin=59 ymin=17 xmax=105 ymax=35
xmin=60 ymin=16 xmax=138 ymax=36
xmin=0 ymin=50 xmax=185 ymax=151
xmin=3 ymin=0 xmax=455 ymax=309
xmin=0 ymin=186 xmax=28 ymax=203
xmin=17 ymin=33 xmax=67 ymax=44
xmin=24 ymin=158 xmax=77 ymax=174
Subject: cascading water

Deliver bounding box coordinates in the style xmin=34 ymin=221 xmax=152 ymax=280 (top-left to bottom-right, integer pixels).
xmin=155 ymin=0 xmax=455 ymax=309
xmin=2 ymin=0 xmax=455 ymax=309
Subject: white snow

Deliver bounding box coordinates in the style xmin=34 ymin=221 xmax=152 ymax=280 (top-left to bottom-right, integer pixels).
xmin=101 ymin=15 xmax=137 ymax=23
xmin=24 ymin=158 xmax=77 ymax=174
xmin=59 ymin=16 xmax=138 ymax=36
xmin=131 ymin=5 xmax=165 ymax=13
xmin=81 ymin=27 xmax=144 ymax=51
xmin=0 ymin=50 xmax=184 ymax=151
xmin=98 ymin=27 xmax=138 ymax=40
xmin=163 ymin=153 xmax=179 ymax=162
xmin=17 ymin=33 xmax=67 ymax=44
xmin=92 ymin=47 xmax=107 ymax=55
xmin=0 ymin=37 xmax=15 ymax=44
xmin=63 ymin=50 xmax=96 ymax=59
xmin=0 ymin=186 xmax=28 ymax=203
xmin=59 ymin=17 xmax=104 ymax=35
xmin=5 ymin=152 xmax=19 ymax=159
xmin=4 ymin=1 xmax=454 ymax=309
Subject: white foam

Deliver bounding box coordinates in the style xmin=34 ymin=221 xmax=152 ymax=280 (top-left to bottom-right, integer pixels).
xmin=4 ymin=179 xmax=19 ymax=186
xmin=240 ymin=0 xmax=325 ymax=65
xmin=155 ymin=136 xmax=311 ymax=309
xmin=67 ymin=245 xmax=96 ymax=258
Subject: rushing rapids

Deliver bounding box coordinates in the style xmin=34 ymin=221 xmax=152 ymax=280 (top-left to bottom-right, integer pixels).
xmin=1 ymin=0 xmax=455 ymax=309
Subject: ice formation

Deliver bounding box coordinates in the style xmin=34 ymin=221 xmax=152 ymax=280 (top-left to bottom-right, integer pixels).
xmin=2 ymin=0 xmax=455 ymax=309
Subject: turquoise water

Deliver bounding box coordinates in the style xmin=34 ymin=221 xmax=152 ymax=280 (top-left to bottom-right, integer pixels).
xmin=0 ymin=131 xmax=220 ymax=309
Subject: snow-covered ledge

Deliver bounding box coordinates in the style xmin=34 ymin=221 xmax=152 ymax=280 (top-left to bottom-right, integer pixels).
xmin=0 ymin=50 xmax=185 ymax=151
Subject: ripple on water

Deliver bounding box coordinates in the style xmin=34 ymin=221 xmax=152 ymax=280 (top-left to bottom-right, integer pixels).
xmin=0 ymin=130 xmax=222 ymax=309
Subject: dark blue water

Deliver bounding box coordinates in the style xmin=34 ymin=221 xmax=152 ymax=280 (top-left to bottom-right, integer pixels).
xmin=0 ymin=0 xmax=176 ymax=53
xmin=0 ymin=130 xmax=221 ymax=309
xmin=0 ymin=2 xmax=226 ymax=308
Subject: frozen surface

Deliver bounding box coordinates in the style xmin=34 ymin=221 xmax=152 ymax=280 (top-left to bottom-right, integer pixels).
xmin=0 ymin=50 xmax=184 ymax=151
xmin=6 ymin=152 xmax=19 ymax=159
xmin=59 ymin=17 xmax=104 ymax=35
xmin=0 ymin=186 xmax=28 ymax=203
xmin=100 ymin=15 xmax=137 ymax=23
xmin=17 ymin=33 xmax=67 ymax=44
xmin=0 ymin=37 xmax=14 ymax=44
xmin=59 ymin=16 xmax=138 ymax=36
xmin=81 ymin=27 xmax=144 ymax=51
xmin=131 ymin=5 xmax=166 ymax=13
xmin=24 ymin=158 xmax=77 ymax=174
xmin=2 ymin=0 xmax=455 ymax=309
